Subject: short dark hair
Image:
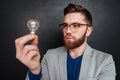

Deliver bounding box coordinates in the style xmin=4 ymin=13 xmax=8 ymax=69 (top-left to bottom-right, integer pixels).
xmin=64 ymin=3 xmax=92 ymax=26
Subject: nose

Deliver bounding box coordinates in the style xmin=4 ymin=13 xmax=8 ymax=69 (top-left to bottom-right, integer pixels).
xmin=65 ymin=27 xmax=72 ymax=33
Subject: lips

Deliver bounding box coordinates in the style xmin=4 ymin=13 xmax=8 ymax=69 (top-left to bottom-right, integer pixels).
xmin=65 ymin=36 xmax=74 ymax=40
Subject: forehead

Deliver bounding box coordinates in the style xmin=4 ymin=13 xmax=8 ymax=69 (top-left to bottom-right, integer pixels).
xmin=64 ymin=13 xmax=86 ymax=23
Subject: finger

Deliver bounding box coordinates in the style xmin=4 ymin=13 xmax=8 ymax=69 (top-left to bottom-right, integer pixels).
xmin=22 ymin=45 xmax=39 ymax=57
xmin=15 ymin=34 xmax=37 ymax=53
xmin=20 ymin=50 xmax=38 ymax=65
xmin=26 ymin=50 xmax=38 ymax=61
xmin=17 ymin=34 xmax=37 ymax=45
xmin=32 ymin=35 xmax=38 ymax=46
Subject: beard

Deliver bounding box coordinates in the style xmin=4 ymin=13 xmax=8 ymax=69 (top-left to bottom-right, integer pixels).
xmin=64 ymin=31 xmax=87 ymax=49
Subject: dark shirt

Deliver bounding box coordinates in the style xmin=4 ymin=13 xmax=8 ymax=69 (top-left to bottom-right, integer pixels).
xmin=67 ymin=52 xmax=83 ymax=80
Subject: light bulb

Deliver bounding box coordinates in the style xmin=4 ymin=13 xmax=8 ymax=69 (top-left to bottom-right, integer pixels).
xmin=27 ymin=19 xmax=40 ymax=34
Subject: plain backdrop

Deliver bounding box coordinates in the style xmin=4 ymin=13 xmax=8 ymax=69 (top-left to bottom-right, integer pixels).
xmin=1 ymin=0 xmax=120 ymax=80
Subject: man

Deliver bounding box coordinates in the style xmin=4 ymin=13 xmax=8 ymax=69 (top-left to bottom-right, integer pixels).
xmin=15 ymin=3 xmax=116 ymax=80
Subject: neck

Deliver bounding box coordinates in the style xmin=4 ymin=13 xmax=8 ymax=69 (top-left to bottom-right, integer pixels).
xmin=69 ymin=41 xmax=87 ymax=59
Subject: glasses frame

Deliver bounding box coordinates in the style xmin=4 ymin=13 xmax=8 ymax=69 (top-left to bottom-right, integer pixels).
xmin=59 ymin=22 xmax=90 ymax=32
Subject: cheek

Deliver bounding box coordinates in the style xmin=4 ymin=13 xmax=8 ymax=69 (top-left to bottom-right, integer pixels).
xmin=72 ymin=33 xmax=81 ymax=40
xmin=76 ymin=31 xmax=86 ymax=38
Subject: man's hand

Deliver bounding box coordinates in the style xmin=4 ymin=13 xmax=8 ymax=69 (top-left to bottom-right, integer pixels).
xmin=15 ymin=34 xmax=41 ymax=74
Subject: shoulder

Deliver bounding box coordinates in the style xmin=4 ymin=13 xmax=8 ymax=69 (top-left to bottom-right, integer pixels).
xmin=84 ymin=45 xmax=116 ymax=78
xmin=89 ymin=47 xmax=114 ymax=65
xmin=47 ymin=46 xmax=66 ymax=53
xmin=85 ymin=45 xmax=114 ymax=64
xmin=92 ymin=48 xmax=113 ymax=60
xmin=41 ymin=46 xmax=67 ymax=65
xmin=44 ymin=46 xmax=67 ymax=58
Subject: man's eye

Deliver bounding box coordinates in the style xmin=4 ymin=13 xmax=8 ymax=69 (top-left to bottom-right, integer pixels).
xmin=73 ymin=24 xmax=79 ymax=28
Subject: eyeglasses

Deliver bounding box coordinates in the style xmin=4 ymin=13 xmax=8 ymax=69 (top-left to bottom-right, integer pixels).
xmin=59 ymin=22 xmax=89 ymax=32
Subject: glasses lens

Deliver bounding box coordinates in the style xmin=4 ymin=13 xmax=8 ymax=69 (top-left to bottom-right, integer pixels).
xmin=70 ymin=23 xmax=79 ymax=32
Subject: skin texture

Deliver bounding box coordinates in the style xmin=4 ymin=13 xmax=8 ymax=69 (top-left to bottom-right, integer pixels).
xmin=15 ymin=12 xmax=93 ymax=74
xmin=63 ymin=13 xmax=93 ymax=58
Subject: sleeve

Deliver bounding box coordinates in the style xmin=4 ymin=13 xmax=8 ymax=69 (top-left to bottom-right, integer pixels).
xmin=28 ymin=70 xmax=42 ymax=80
xmin=25 ymin=69 xmax=42 ymax=80
xmin=98 ymin=54 xmax=116 ymax=80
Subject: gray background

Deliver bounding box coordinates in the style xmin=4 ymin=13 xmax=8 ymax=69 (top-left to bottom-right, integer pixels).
xmin=1 ymin=0 xmax=120 ymax=80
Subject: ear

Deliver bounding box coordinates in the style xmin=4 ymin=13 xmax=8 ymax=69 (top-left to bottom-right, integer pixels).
xmin=86 ymin=27 xmax=93 ymax=37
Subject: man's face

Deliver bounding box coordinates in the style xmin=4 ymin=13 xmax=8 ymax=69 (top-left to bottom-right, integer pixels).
xmin=63 ymin=13 xmax=92 ymax=49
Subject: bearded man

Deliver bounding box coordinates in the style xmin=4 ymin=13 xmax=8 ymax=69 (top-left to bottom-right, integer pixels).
xmin=15 ymin=3 xmax=116 ymax=80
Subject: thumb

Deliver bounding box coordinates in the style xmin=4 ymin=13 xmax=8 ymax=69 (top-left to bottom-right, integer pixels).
xmin=32 ymin=35 xmax=38 ymax=45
